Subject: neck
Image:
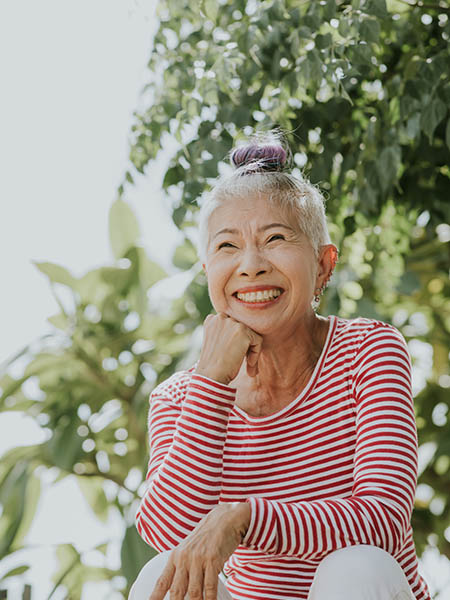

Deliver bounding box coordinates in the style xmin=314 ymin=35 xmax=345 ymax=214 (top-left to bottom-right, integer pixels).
xmin=232 ymin=312 xmax=330 ymax=396
xmin=258 ymin=312 xmax=328 ymax=389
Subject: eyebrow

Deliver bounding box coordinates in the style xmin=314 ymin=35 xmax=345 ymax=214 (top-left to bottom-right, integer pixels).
xmin=212 ymin=223 xmax=294 ymax=240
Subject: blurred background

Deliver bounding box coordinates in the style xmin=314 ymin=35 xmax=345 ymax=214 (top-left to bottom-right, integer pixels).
xmin=0 ymin=0 xmax=449 ymax=598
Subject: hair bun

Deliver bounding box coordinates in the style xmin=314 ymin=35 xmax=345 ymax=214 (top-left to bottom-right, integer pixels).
xmin=231 ymin=144 xmax=287 ymax=172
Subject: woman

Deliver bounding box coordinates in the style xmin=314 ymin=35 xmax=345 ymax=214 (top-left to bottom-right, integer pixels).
xmin=130 ymin=136 xmax=431 ymax=600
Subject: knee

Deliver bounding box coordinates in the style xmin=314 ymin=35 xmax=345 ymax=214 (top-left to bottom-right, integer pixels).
xmin=308 ymin=545 xmax=413 ymax=600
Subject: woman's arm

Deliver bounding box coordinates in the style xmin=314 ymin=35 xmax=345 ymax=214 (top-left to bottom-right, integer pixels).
xmin=136 ymin=313 xmax=261 ymax=551
xmin=136 ymin=373 xmax=236 ymax=551
xmin=242 ymin=324 xmax=418 ymax=559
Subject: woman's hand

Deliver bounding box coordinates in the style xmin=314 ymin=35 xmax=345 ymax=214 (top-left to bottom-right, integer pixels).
xmin=195 ymin=313 xmax=263 ymax=384
xmin=149 ymin=502 xmax=251 ymax=600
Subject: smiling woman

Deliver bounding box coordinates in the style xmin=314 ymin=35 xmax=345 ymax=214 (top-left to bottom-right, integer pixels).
xmin=130 ymin=132 xmax=431 ymax=600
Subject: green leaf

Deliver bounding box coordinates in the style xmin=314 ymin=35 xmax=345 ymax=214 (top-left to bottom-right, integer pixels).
xmin=11 ymin=470 xmax=41 ymax=550
xmin=315 ymin=33 xmax=332 ymax=50
xmin=120 ymin=524 xmax=157 ymax=586
xmin=0 ymin=462 xmax=28 ymax=557
xmin=76 ymin=268 xmax=110 ymax=305
xmin=24 ymin=352 xmax=69 ymax=379
xmin=136 ymin=247 xmax=167 ymax=290
xmin=398 ymin=270 xmax=421 ymax=295
xmin=406 ymin=113 xmax=421 ymax=140
xmin=421 ymin=98 xmax=447 ymax=142
xmin=163 ymin=165 xmax=183 ymax=188
xmin=109 ymin=199 xmax=141 ymax=259
xmin=364 ymin=0 xmax=388 ymax=18
xmin=338 ymin=18 xmax=351 ymax=37
xmin=445 ymin=118 xmax=450 ymax=150
xmin=359 ymin=18 xmax=380 ymax=43
xmin=172 ymin=239 xmax=198 ymax=270
xmin=47 ymin=313 xmax=68 ymax=331
xmin=0 ymin=374 xmax=28 ymax=406
xmin=323 ymin=0 xmax=337 ymax=20
xmin=49 ymin=543 xmax=82 ymax=598
xmin=377 ymin=145 xmax=402 ymax=192
xmin=77 ymin=476 xmax=109 ymax=523
xmin=172 ymin=205 xmax=187 ymax=228
xmin=344 ymin=216 xmax=356 ymax=236
xmin=46 ymin=417 xmax=83 ymax=472
xmin=351 ymin=42 xmax=373 ymax=65
xmin=203 ymin=0 xmax=218 ymax=22
xmin=400 ymin=95 xmax=421 ymax=119
xmin=32 ymin=262 xmax=77 ymax=288
xmin=100 ymin=265 xmax=134 ymax=292
xmin=1 ymin=564 xmax=30 ymax=579
xmin=307 ymin=49 xmax=323 ymax=83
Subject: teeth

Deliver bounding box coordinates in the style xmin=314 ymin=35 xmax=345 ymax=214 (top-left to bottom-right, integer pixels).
xmin=236 ymin=289 xmax=282 ymax=303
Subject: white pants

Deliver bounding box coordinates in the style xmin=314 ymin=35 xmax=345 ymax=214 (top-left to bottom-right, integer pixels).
xmin=129 ymin=544 xmax=415 ymax=600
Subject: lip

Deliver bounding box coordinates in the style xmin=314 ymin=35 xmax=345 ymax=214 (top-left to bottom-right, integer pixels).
xmin=232 ymin=285 xmax=285 ymax=309
xmin=233 ymin=284 xmax=284 ymax=294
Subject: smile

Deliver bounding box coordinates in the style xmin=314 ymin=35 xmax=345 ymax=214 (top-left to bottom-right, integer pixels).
xmin=234 ymin=288 xmax=283 ymax=304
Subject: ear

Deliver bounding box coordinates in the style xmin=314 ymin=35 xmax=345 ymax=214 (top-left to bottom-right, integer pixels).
xmin=316 ymin=244 xmax=338 ymax=287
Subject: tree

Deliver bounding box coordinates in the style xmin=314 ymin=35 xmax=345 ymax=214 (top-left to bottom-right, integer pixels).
xmin=1 ymin=0 xmax=449 ymax=597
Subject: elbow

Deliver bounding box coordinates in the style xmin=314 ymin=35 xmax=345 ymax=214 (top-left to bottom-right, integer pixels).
xmin=135 ymin=502 xmax=180 ymax=553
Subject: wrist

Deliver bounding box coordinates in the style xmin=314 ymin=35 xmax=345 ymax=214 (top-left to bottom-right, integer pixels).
xmin=195 ymin=366 xmax=230 ymax=385
xmin=231 ymin=502 xmax=251 ymax=540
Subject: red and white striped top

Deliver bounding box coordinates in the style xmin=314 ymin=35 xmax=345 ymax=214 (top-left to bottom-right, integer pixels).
xmin=136 ymin=316 xmax=430 ymax=599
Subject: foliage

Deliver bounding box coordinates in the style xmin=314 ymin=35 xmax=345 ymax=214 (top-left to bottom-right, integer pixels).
xmin=125 ymin=0 xmax=450 ymax=559
xmin=1 ymin=0 xmax=449 ymax=597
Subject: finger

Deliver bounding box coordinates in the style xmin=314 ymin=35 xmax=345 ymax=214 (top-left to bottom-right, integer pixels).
xmin=169 ymin=565 xmax=189 ymax=600
xmin=246 ymin=335 xmax=262 ymax=377
xmin=186 ymin=562 xmax=204 ymax=600
xmin=149 ymin=561 xmax=175 ymax=600
xmin=203 ymin=563 xmax=219 ymax=600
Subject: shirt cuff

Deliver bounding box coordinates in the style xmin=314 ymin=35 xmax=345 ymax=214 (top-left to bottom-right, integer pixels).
xmin=242 ymin=497 xmax=277 ymax=553
xmin=188 ymin=373 xmax=236 ymax=405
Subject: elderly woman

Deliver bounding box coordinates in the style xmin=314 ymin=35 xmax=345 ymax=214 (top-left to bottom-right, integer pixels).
xmin=130 ymin=137 xmax=430 ymax=600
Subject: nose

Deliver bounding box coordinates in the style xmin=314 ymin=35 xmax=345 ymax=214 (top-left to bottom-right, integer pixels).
xmin=237 ymin=247 xmax=271 ymax=278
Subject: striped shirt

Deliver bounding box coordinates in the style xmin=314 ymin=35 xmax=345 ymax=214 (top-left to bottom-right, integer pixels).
xmin=136 ymin=316 xmax=430 ymax=599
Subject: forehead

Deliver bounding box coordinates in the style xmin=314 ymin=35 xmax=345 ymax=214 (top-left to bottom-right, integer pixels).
xmin=208 ymin=193 xmax=298 ymax=234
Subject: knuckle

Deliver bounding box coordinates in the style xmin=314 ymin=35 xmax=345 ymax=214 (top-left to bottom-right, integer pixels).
xmin=155 ymin=576 xmax=169 ymax=589
xmin=204 ymin=583 xmax=218 ymax=599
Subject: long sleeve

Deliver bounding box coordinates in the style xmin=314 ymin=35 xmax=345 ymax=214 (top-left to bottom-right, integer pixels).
xmin=242 ymin=324 xmax=418 ymax=560
xmin=136 ymin=373 xmax=236 ymax=551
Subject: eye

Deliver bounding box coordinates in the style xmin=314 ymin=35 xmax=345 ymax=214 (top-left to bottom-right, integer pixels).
xmin=268 ymin=234 xmax=285 ymax=242
xmin=218 ymin=241 xmax=236 ymax=249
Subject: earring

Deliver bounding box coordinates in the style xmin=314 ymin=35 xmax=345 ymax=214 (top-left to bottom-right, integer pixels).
xmin=314 ymin=287 xmax=323 ymax=304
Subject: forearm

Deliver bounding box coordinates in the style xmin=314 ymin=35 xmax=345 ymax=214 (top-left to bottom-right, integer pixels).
xmin=242 ymin=488 xmax=414 ymax=559
xmin=136 ymin=374 xmax=236 ymax=550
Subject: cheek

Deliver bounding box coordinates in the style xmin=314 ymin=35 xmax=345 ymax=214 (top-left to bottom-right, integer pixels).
xmin=206 ymin=270 xmax=228 ymax=309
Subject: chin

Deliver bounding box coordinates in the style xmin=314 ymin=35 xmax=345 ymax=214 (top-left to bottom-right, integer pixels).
xmin=235 ymin=314 xmax=277 ymax=336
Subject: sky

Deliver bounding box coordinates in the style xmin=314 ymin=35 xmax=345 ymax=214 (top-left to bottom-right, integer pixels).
xmin=0 ymin=1 xmax=449 ymax=598
xmin=0 ymin=1 xmax=181 ymax=598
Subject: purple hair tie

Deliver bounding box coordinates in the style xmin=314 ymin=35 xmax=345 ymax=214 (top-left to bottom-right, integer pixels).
xmin=231 ymin=144 xmax=287 ymax=173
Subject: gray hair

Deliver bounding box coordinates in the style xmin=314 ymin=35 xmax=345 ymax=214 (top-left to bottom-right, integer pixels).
xmin=197 ymin=168 xmax=332 ymax=262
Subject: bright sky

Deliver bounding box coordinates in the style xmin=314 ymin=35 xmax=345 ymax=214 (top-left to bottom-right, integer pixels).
xmin=0 ymin=1 xmax=181 ymax=598
xmin=0 ymin=1 xmax=449 ymax=598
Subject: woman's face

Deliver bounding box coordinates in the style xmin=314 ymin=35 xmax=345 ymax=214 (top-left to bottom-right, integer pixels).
xmin=204 ymin=193 xmax=328 ymax=337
